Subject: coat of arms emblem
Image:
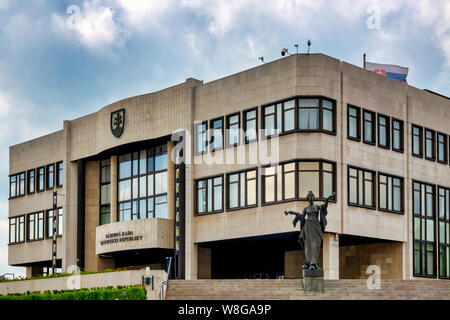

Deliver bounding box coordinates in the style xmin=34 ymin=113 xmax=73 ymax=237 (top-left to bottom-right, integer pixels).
xmin=111 ymin=109 xmax=125 ymax=138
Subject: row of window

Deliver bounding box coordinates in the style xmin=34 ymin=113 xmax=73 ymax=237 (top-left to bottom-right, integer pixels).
xmin=412 ymin=125 xmax=450 ymax=165
xmin=348 ymin=166 xmax=404 ymax=214
xmin=9 ymin=162 xmax=63 ymax=199
xmin=195 ymin=97 xmax=336 ymax=154
xmin=9 ymin=208 xmax=63 ymax=244
xmin=413 ymin=182 xmax=450 ymax=279
xmin=196 ymin=160 xmax=337 ymax=215
xmin=347 ymin=105 xmax=404 ymax=152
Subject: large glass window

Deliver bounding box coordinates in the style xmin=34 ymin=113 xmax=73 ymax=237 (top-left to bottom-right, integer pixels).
xmin=412 ymin=125 xmax=423 ymax=157
xmin=322 ymin=99 xmax=334 ymax=132
xmin=378 ymin=173 xmax=403 ymax=213
xmin=196 ymin=176 xmax=223 ymax=214
xmin=392 ymin=119 xmax=404 ymax=152
xmin=9 ymin=216 xmax=25 ymax=244
xmin=363 ymin=110 xmax=376 ymax=144
xmin=438 ymin=187 xmax=450 ymax=278
xmin=46 ymin=208 xmax=63 ymax=238
xmin=210 ymin=117 xmax=224 ymax=151
xmin=9 ymin=172 xmax=25 ymax=198
xmin=227 ymin=169 xmax=257 ymax=210
xmin=226 ymin=113 xmax=240 ymax=147
xmin=244 ymin=108 xmax=257 ymax=143
xmin=377 ymin=114 xmax=390 ymax=148
xmin=263 ymin=160 xmax=335 ymax=204
xmin=348 ymin=166 xmax=375 ymax=208
xmin=118 ymin=145 xmax=168 ymax=221
xmin=37 ymin=167 xmax=45 ymax=192
xmin=347 ymin=105 xmax=360 ymax=140
xmin=437 ymin=133 xmax=447 ymax=164
xmin=27 ymin=169 xmax=35 ymax=194
xmin=100 ymin=159 xmax=111 ymax=225
xmin=28 ymin=212 xmax=44 ymax=241
xmin=413 ymin=182 xmax=436 ymax=277
xmin=46 ymin=164 xmax=54 ymax=189
xmin=299 ymin=99 xmax=319 ymax=130
xmin=425 ymin=129 xmax=436 ymax=160
xmin=195 ymin=122 xmax=208 ymax=154
xmin=56 ymin=161 xmax=63 ymax=187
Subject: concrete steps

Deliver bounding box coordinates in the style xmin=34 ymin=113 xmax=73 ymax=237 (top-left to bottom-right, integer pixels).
xmin=165 ymin=279 xmax=450 ymax=300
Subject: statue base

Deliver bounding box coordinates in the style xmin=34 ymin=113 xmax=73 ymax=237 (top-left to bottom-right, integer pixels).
xmin=302 ymin=269 xmax=324 ymax=294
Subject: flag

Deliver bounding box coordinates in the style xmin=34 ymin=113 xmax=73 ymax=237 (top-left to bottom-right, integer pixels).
xmin=365 ymin=61 xmax=409 ymax=84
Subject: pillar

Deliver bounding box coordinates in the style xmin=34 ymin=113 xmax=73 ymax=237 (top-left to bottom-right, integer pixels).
xmin=323 ymin=233 xmax=339 ymax=280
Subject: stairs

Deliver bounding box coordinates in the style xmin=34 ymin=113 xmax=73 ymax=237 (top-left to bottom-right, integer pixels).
xmin=165 ymin=279 xmax=450 ymax=300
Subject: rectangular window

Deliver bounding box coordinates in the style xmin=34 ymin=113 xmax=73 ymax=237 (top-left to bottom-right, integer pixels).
xmin=46 ymin=164 xmax=54 ymax=189
xmin=196 ymin=176 xmax=223 ymax=214
xmin=263 ymin=104 xmax=278 ymax=137
xmin=9 ymin=173 xmax=25 ymax=198
xmin=378 ymin=173 xmax=403 ymax=213
xmin=377 ymin=114 xmax=390 ymax=148
xmin=392 ymin=119 xmax=404 ymax=152
xmin=28 ymin=212 xmax=44 ymax=241
xmin=322 ymin=99 xmax=335 ymax=133
xmin=363 ymin=110 xmax=376 ymax=144
xmin=437 ymin=133 xmax=447 ymax=164
xmin=27 ymin=169 xmax=35 ymax=194
xmin=438 ymin=187 xmax=450 ymax=278
xmin=226 ymin=113 xmax=240 ymax=147
xmin=244 ymin=108 xmax=258 ymax=143
xmin=46 ymin=208 xmax=63 ymax=238
xmin=210 ymin=117 xmax=224 ymax=151
xmin=195 ymin=122 xmax=208 ymax=154
xmin=425 ymin=129 xmax=436 ymax=161
xmin=37 ymin=167 xmax=45 ymax=192
xmin=348 ymin=166 xmax=375 ymax=208
xmin=347 ymin=105 xmax=361 ymax=141
xmin=412 ymin=125 xmax=423 ymax=157
xmin=9 ymin=216 xmax=25 ymax=244
xmin=413 ymin=181 xmax=436 ymax=277
xmin=227 ymin=169 xmax=257 ymax=210
xmin=100 ymin=159 xmax=111 ymax=225
xmin=298 ymin=99 xmax=319 ymax=130
xmin=56 ymin=161 xmax=63 ymax=187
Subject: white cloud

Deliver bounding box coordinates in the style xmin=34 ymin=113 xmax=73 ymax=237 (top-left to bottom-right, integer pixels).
xmin=0 ymin=0 xmax=10 ymax=11
xmin=0 ymin=91 xmax=10 ymax=117
xmin=117 ymin=0 xmax=174 ymax=30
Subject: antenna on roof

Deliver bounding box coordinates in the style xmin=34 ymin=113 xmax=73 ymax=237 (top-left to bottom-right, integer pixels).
xmin=307 ymin=40 xmax=311 ymax=54
xmin=294 ymin=44 xmax=299 ymax=53
xmin=259 ymin=57 xmax=266 ymax=64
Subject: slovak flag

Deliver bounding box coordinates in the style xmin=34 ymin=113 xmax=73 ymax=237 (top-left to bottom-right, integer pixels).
xmin=365 ymin=61 xmax=409 ymax=84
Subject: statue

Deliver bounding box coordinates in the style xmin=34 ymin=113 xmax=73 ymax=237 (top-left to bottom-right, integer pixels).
xmin=285 ymin=191 xmax=335 ymax=271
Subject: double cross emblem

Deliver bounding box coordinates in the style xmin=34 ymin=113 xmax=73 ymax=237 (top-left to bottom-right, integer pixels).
xmin=111 ymin=109 xmax=125 ymax=138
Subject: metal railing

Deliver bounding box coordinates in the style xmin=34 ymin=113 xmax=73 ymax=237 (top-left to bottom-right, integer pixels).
xmin=158 ymin=256 xmax=172 ymax=300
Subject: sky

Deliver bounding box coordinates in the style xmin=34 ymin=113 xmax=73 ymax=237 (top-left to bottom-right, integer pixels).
xmin=0 ymin=0 xmax=449 ymax=277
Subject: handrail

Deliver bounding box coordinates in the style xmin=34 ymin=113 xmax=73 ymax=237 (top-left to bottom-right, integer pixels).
xmin=158 ymin=256 xmax=172 ymax=300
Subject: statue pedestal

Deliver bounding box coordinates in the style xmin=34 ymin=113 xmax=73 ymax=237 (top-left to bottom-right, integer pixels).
xmin=302 ymin=269 xmax=324 ymax=293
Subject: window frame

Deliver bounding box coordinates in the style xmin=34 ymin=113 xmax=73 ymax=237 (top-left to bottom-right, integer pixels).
xmin=424 ymin=128 xmax=436 ymax=161
xmin=36 ymin=166 xmax=45 ymax=192
xmin=9 ymin=172 xmax=25 ymax=199
xmin=412 ymin=124 xmax=424 ymax=158
xmin=56 ymin=161 xmax=63 ymax=188
xmin=347 ymin=165 xmax=376 ymax=210
xmin=226 ymin=168 xmax=258 ymax=211
xmin=100 ymin=159 xmax=111 ymax=225
xmin=209 ymin=117 xmax=224 ymax=152
xmin=8 ymin=215 xmax=25 ymax=245
xmin=243 ymin=107 xmax=258 ymax=143
xmin=391 ymin=118 xmax=404 ymax=153
xmin=27 ymin=169 xmax=35 ymax=195
xmin=46 ymin=163 xmax=55 ymax=190
xmin=195 ymin=175 xmax=224 ymax=215
xmin=437 ymin=132 xmax=448 ymax=164
xmin=226 ymin=112 xmax=241 ymax=148
xmin=194 ymin=121 xmax=208 ymax=155
xmin=377 ymin=172 xmax=404 ymax=214
xmin=362 ymin=109 xmax=376 ymax=145
xmin=437 ymin=186 xmax=450 ymax=279
xmin=377 ymin=114 xmax=390 ymax=149
xmin=46 ymin=208 xmax=63 ymax=239
xmin=27 ymin=211 xmax=45 ymax=242
xmin=347 ymin=104 xmax=361 ymax=141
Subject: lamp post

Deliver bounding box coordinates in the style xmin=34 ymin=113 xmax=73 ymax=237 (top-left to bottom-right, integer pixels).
xmin=52 ymin=191 xmax=57 ymax=274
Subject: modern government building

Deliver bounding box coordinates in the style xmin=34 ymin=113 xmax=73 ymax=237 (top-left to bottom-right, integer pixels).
xmin=7 ymin=53 xmax=450 ymax=281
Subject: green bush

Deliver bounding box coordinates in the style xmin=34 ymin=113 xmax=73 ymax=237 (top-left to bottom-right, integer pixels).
xmin=0 ymin=286 xmax=146 ymax=300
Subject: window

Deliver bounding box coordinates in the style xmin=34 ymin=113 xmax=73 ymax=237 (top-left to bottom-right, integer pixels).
xmin=46 ymin=164 xmax=55 ymax=189
xmin=37 ymin=167 xmax=45 ymax=192
xmin=413 ymin=182 xmax=436 ymax=277
xmin=438 ymin=187 xmax=450 ymax=278
xmin=9 ymin=172 xmax=25 ymax=198
xmin=210 ymin=118 xmax=224 ymax=151
xmin=347 ymin=105 xmax=361 ymax=140
xmin=100 ymin=159 xmax=111 ymax=225
xmin=377 ymin=114 xmax=390 ymax=148
xmin=322 ymin=99 xmax=334 ymax=133
xmin=46 ymin=208 xmax=63 ymax=238
xmin=437 ymin=133 xmax=447 ymax=164
xmin=9 ymin=216 xmax=25 ymax=244
xmin=244 ymin=108 xmax=257 ymax=143
xmin=392 ymin=119 xmax=404 ymax=152
xmin=348 ymin=166 xmax=375 ymax=208
xmin=425 ymin=129 xmax=436 ymax=160
xmin=226 ymin=113 xmax=240 ymax=147
xmin=263 ymin=160 xmax=335 ymax=204
xmin=118 ymin=145 xmax=168 ymax=221
xmin=195 ymin=122 xmax=208 ymax=154
xmin=227 ymin=169 xmax=257 ymax=210
xmin=299 ymin=99 xmax=319 ymax=130
xmin=27 ymin=169 xmax=35 ymax=194
xmin=412 ymin=125 xmax=423 ymax=157
xmin=28 ymin=212 xmax=44 ymax=241
xmin=196 ymin=176 xmax=223 ymax=214
xmin=363 ymin=110 xmax=376 ymax=144
xmin=378 ymin=173 xmax=403 ymax=213
xmin=56 ymin=161 xmax=63 ymax=187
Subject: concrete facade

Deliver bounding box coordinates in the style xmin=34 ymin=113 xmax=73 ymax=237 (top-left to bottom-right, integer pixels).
xmin=7 ymin=54 xmax=450 ymax=281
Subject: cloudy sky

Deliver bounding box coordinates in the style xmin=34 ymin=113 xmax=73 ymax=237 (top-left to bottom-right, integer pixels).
xmin=0 ymin=0 xmax=449 ymax=276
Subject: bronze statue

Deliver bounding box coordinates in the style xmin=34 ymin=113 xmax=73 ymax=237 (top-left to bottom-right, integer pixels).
xmin=285 ymin=191 xmax=335 ymax=270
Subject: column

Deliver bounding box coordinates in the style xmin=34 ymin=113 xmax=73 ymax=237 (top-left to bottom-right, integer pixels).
xmin=110 ymin=155 xmax=118 ymax=222
xmin=323 ymin=233 xmax=339 ymax=280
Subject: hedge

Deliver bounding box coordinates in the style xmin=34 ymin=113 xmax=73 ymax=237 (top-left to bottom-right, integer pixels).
xmin=0 ymin=285 xmax=146 ymax=300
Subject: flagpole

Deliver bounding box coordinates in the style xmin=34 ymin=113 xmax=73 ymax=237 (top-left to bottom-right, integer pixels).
xmin=363 ymin=53 xmax=366 ymax=70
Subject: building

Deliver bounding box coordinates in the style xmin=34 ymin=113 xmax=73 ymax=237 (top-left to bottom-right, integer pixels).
xmin=7 ymin=53 xmax=450 ymax=281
